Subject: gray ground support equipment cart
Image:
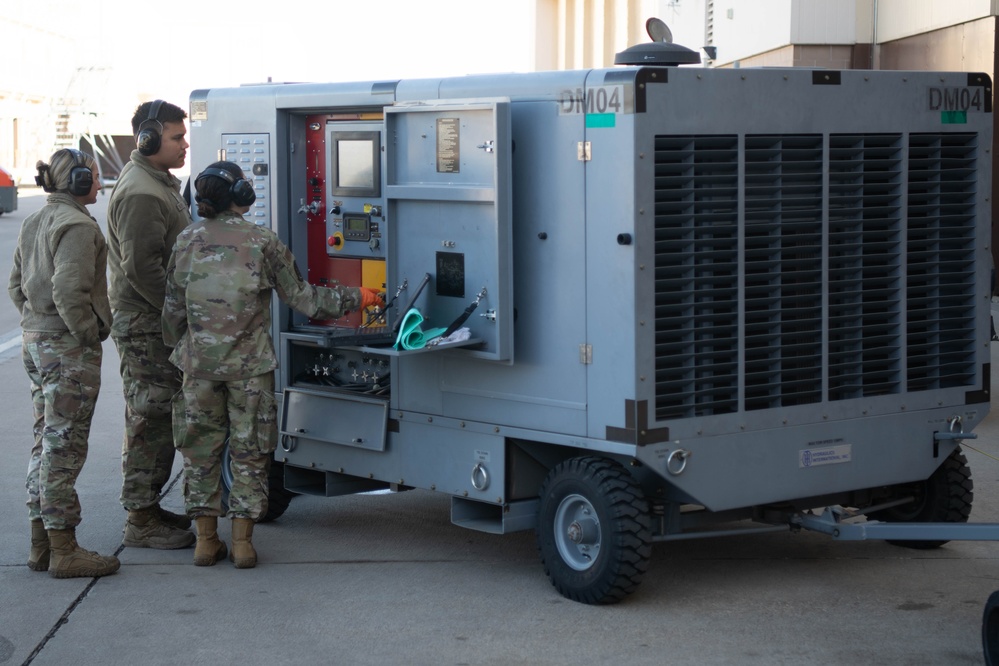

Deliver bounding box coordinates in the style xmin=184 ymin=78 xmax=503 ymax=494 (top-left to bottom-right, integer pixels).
xmin=191 ymin=24 xmax=999 ymax=604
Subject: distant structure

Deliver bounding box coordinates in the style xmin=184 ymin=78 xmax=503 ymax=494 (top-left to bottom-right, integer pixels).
xmin=0 ymin=14 xmax=132 ymax=185
xmin=54 ymin=67 xmax=130 ymax=182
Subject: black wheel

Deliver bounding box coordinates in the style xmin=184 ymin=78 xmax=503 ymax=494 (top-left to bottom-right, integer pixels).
xmin=868 ymin=447 xmax=973 ymax=549
xmin=221 ymin=441 xmax=296 ymax=523
xmin=536 ymin=456 xmax=652 ymax=604
xmin=986 ymin=591 xmax=999 ymax=666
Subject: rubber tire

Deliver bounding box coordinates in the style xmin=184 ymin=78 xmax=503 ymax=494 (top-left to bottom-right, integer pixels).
xmin=868 ymin=447 xmax=973 ymax=549
xmin=985 ymin=590 xmax=999 ymax=666
xmin=536 ymin=456 xmax=652 ymax=605
xmin=220 ymin=442 xmax=296 ymax=523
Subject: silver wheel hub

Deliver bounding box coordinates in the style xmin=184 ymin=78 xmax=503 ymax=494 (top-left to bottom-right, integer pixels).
xmin=553 ymin=493 xmax=601 ymax=571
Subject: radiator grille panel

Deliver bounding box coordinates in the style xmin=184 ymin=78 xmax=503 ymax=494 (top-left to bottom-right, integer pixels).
xmin=743 ymin=135 xmax=824 ymax=410
xmin=906 ymin=133 xmax=978 ymax=391
xmin=827 ymin=134 xmax=903 ymax=400
xmin=653 ymin=136 xmax=739 ymax=418
xmin=653 ymin=133 xmax=980 ymax=421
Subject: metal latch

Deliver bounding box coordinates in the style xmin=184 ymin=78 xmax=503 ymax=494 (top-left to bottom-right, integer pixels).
xmin=577 ymin=141 xmax=591 ymax=161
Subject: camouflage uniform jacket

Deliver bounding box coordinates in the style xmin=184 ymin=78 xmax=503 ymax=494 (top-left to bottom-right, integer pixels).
xmin=163 ymin=211 xmax=362 ymax=380
xmin=8 ymin=193 xmax=112 ymax=347
xmin=107 ymin=150 xmax=191 ymax=330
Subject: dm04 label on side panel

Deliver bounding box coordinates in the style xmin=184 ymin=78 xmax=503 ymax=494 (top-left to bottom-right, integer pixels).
xmin=799 ymin=443 xmax=852 ymax=468
xmin=558 ymin=86 xmax=628 ymax=115
xmin=928 ymin=86 xmax=986 ymax=113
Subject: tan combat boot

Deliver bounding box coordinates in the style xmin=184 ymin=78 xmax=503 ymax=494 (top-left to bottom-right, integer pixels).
xmin=47 ymin=528 xmax=120 ymax=579
xmin=122 ymin=508 xmax=195 ymax=549
xmin=28 ymin=519 xmax=49 ymax=571
xmin=156 ymin=504 xmax=192 ymax=530
xmin=193 ymin=516 xmax=228 ymax=566
xmin=229 ymin=517 xmax=257 ymax=569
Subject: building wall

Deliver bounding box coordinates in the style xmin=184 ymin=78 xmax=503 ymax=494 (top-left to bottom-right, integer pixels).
xmin=704 ymin=0 xmax=871 ymax=67
xmin=718 ymin=43 xmax=864 ymax=69
xmin=791 ymin=0 xmax=864 ymax=43
xmin=537 ymin=0 xmax=664 ymax=70
xmin=878 ymin=16 xmax=997 ymax=74
xmin=874 ymin=0 xmax=998 ymax=43
xmin=709 ymin=0 xmax=794 ymax=65
xmin=688 ymin=0 xmax=999 ymax=69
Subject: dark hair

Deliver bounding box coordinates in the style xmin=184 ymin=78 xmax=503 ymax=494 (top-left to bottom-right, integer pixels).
xmin=130 ymin=100 xmax=187 ymax=135
xmin=194 ymin=161 xmax=244 ymax=218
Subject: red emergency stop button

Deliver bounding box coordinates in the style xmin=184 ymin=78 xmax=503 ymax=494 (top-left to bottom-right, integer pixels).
xmin=328 ymin=235 xmax=342 ymax=247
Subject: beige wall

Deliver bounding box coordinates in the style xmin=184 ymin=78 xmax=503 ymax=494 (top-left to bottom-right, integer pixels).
xmin=693 ymin=0 xmax=999 ymax=69
xmin=879 ymin=16 xmax=997 ymax=75
xmin=719 ymin=44 xmax=860 ymax=69
xmin=875 ymin=0 xmax=998 ymax=43
xmin=536 ymin=0 xmax=661 ymax=71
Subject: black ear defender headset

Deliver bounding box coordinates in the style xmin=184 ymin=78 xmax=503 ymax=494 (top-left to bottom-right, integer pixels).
xmin=136 ymin=99 xmax=164 ymax=156
xmin=66 ymin=149 xmax=94 ymax=196
xmin=34 ymin=149 xmax=92 ymax=195
xmin=196 ymin=167 xmax=256 ymax=207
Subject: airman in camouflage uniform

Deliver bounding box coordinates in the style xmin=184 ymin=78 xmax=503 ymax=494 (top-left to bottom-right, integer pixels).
xmin=163 ymin=161 xmax=382 ymax=567
xmin=9 ymin=149 xmax=119 ymax=578
xmin=107 ymin=100 xmax=195 ymax=549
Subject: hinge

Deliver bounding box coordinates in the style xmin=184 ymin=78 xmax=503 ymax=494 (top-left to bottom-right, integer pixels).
xmin=577 ymin=141 xmax=591 ymax=161
xmin=579 ymin=344 xmax=592 ymax=364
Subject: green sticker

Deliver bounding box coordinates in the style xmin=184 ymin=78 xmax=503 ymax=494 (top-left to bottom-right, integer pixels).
xmin=941 ymin=110 xmax=968 ymax=124
xmin=585 ymin=113 xmax=615 ymax=128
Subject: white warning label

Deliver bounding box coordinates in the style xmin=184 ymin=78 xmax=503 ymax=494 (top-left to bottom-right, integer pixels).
xmin=799 ymin=443 xmax=852 ymax=468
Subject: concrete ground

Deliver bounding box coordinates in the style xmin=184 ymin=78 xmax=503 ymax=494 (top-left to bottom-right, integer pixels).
xmin=0 ymin=189 xmax=996 ymax=665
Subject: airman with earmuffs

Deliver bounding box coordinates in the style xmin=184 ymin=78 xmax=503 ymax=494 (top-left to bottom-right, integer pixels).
xmin=8 ymin=148 xmax=119 ymax=579
xmin=162 ymin=161 xmax=384 ymax=568
xmin=107 ymin=99 xmax=196 ymax=551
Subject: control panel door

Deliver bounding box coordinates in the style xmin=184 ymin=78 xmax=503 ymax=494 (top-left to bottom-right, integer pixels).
xmin=385 ymin=100 xmax=513 ymax=361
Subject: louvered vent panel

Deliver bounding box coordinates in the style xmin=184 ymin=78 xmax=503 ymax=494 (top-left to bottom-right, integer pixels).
xmin=907 ymin=133 xmax=978 ymax=391
xmin=827 ymin=134 xmax=903 ymax=400
xmin=743 ymin=135 xmax=824 ymax=410
xmin=653 ymin=136 xmax=739 ymax=419
xmin=652 ymin=132 xmax=979 ymax=423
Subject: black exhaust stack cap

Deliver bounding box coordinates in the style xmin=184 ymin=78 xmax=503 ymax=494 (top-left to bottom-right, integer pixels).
xmin=615 ymin=17 xmax=702 ymax=67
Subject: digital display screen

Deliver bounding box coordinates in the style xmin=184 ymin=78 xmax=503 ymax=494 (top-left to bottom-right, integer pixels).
xmin=331 ymin=130 xmax=380 ymax=197
xmin=337 ymin=140 xmax=374 ymax=189
xmin=342 ymin=213 xmax=370 ymax=241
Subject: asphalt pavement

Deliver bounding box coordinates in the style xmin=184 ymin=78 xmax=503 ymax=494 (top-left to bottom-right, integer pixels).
xmin=0 ymin=188 xmax=998 ymax=665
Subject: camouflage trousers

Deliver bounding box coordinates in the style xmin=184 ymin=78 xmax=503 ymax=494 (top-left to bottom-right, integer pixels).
xmin=175 ymin=372 xmax=277 ymax=521
xmin=23 ymin=332 xmax=102 ymax=530
xmin=111 ymin=311 xmax=182 ymax=511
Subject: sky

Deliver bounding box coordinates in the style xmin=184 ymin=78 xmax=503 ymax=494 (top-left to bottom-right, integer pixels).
xmin=8 ymin=0 xmax=536 ymax=111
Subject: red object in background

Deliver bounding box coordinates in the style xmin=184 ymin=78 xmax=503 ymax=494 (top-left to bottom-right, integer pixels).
xmin=0 ymin=166 xmax=17 ymax=214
